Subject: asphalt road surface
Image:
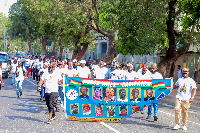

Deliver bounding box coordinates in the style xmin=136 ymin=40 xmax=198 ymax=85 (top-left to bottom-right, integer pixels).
xmin=0 ymin=78 xmax=200 ymax=133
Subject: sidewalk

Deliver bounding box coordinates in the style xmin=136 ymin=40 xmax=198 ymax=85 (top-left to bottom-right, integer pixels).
xmin=163 ymin=84 xmax=200 ymax=107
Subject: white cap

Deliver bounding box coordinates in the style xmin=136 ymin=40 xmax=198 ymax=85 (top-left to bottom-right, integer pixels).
xmin=80 ymin=60 xmax=86 ymax=64
xmin=73 ymin=59 xmax=77 ymax=63
xmin=104 ymin=62 xmax=106 ymax=65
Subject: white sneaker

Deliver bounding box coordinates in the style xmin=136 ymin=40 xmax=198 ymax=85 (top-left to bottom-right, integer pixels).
xmin=182 ymin=126 xmax=187 ymax=131
xmin=173 ymin=124 xmax=180 ymax=129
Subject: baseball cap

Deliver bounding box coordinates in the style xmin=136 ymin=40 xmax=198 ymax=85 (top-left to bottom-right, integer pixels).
xmin=73 ymin=59 xmax=77 ymax=63
xmin=80 ymin=60 xmax=86 ymax=64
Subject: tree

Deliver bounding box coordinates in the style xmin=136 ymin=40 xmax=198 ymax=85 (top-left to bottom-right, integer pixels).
xmin=107 ymin=0 xmax=200 ymax=78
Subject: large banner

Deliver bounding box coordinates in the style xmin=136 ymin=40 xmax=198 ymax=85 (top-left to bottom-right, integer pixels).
xmin=64 ymin=77 xmax=172 ymax=122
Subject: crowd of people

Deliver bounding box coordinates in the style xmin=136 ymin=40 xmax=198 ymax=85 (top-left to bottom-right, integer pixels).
xmin=5 ymin=55 xmax=197 ymax=131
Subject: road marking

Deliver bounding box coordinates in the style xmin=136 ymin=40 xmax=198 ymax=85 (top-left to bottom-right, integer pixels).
xmin=0 ymin=129 xmax=20 ymax=132
xmin=100 ymin=122 xmax=121 ymax=133
xmin=25 ymin=79 xmax=37 ymax=86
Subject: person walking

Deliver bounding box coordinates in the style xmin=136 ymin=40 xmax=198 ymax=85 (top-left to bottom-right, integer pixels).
xmin=146 ymin=63 xmax=163 ymax=121
xmin=173 ymin=68 xmax=197 ymax=131
xmin=10 ymin=59 xmax=17 ymax=85
xmin=15 ymin=61 xmax=26 ymax=98
xmin=37 ymin=65 xmax=62 ymax=124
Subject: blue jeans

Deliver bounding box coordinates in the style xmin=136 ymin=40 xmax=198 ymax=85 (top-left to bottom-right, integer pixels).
xmin=33 ymin=67 xmax=35 ymax=80
xmin=59 ymin=86 xmax=63 ymax=103
xmin=148 ymin=102 xmax=158 ymax=116
xmin=40 ymin=86 xmax=45 ymax=97
xmin=15 ymin=80 xmax=23 ymax=95
xmin=11 ymin=74 xmax=16 ymax=84
xmin=25 ymin=66 xmax=29 ymax=71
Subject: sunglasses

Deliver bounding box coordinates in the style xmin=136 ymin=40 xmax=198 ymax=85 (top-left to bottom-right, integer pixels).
xmin=58 ymin=64 xmax=62 ymax=65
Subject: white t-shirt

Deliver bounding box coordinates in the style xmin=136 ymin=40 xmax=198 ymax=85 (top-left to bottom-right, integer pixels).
xmin=137 ymin=72 xmax=150 ymax=79
xmin=77 ymin=67 xmax=90 ymax=78
xmin=33 ymin=59 xmax=38 ymax=68
xmin=175 ymin=77 xmax=197 ymax=102
xmin=106 ymin=69 xmax=121 ymax=80
xmin=55 ymin=67 xmax=64 ymax=79
xmin=94 ymin=67 xmax=108 ymax=79
xmin=39 ymin=68 xmax=48 ymax=76
xmin=149 ymin=72 xmax=163 ymax=79
xmin=64 ymin=68 xmax=77 ymax=77
xmin=124 ymin=71 xmax=138 ymax=80
xmin=41 ymin=72 xmax=60 ymax=93
xmin=92 ymin=65 xmax=99 ymax=71
xmin=15 ymin=66 xmax=26 ymax=81
xmin=36 ymin=61 xmax=43 ymax=70
xmin=11 ymin=64 xmax=17 ymax=74
xmin=24 ymin=59 xmax=30 ymax=66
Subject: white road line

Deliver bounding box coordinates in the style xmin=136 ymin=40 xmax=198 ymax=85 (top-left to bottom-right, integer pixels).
xmin=26 ymin=79 xmax=37 ymax=86
xmin=158 ymin=110 xmax=200 ymax=126
xmin=26 ymin=79 xmax=121 ymax=132
xmin=100 ymin=122 xmax=121 ymax=133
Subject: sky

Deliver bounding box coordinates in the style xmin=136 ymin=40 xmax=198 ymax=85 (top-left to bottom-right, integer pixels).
xmin=0 ymin=0 xmax=18 ymax=16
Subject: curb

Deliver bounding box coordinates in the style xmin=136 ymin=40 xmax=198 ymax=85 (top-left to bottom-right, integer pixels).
xmin=163 ymin=95 xmax=200 ymax=107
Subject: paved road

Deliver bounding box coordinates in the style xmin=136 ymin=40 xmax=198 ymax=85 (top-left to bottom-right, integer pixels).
xmin=0 ymin=78 xmax=200 ymax=133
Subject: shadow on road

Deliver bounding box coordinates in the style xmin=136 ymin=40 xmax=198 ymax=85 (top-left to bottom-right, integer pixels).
xmin=4 ymin=115 xmax=44 ymax=123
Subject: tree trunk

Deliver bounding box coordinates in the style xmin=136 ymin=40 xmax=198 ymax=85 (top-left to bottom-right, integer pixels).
xmin=72 ymin=43 xmax=89 ymax=61
xmin=41 ymin=35 xmax=48 ymax=56
xmin=58 ymin=40 xmax=63 ymax=59
xmin=52 ymin=41 xmax=56 ymax=52
xmin=157 ymin=0 xmax=191 ymax=78
xmin=103 ymin=30 xmax=119 ymax=65
xmin=28 ymin=41 xmax=31 ymax=53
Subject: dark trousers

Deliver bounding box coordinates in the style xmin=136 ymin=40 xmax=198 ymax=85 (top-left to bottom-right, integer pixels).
xmin=33 ymin=67 xmax=35 ymax=80
xmin=36 ymin=69 xmax=40 ymax=82
xmin=45 ymin=92 xmax=58 ymax=114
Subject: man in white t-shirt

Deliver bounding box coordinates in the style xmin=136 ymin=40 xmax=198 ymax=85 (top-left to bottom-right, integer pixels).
xmin=77 ymin=60 xmax=91 ymax=78
xmin=137 ymin=64 xmax=150 ymax=79
xmin=36 ymin=57 xmax=43 ymax=84
xmin=93 ymin=60 xmax=108 ymax=79
xmin=10 ymin=59 xmax=18 ymax=85
xmin=0 ymin=62 xmax=4 ymax=90
xmin=124 ymin=63 xmax=138 ymax=80
xmin=173 ymin=68 xmax=197 ymax=131
xmin=146 ymin=63 xmax=163 ymax=121
xmin=38 ymin=62 xmax=48 ymax=101
xmin=37 ymin=65 xmax=62 ymax=124
xmin=137 ymin=64 xmax=150 ymax=114
xmin=15 ymin=61 xmax=26 ymax=98
xmin=64 ymin=61 xmax=77 ymax=77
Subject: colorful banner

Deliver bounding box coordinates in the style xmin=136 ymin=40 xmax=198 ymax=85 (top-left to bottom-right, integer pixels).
xmin=64 ymin=77 xmax=172 ymax=122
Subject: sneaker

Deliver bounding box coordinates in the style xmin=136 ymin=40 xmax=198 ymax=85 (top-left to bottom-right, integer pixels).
xmin=20 ymin=92 xmax=22 ymax=96
xmin=182 ymin=126 xmax=187 ymax=131
xmin=11 ymin=83 xmax=14 ymax=85
xmin=141 ymin=111 xmax=145 ymax=114
xmin=47 ymin=118 xmax=51 ymax=124
xmin=173 ymin=124 xmax=180 ymax=130
xmin=146 ymin=116 xmax=151 ymax=119
xmin=17 ymin=95 xmax=20 ymax=99
xmin=51 ymin=115 xmax=56 ymax=120
xmin=154 ymin=116 xmax=158 ymax=121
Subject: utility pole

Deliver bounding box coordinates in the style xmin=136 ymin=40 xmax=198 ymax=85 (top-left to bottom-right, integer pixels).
xmin=4 ymin=30 xmax=5 ymax=52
